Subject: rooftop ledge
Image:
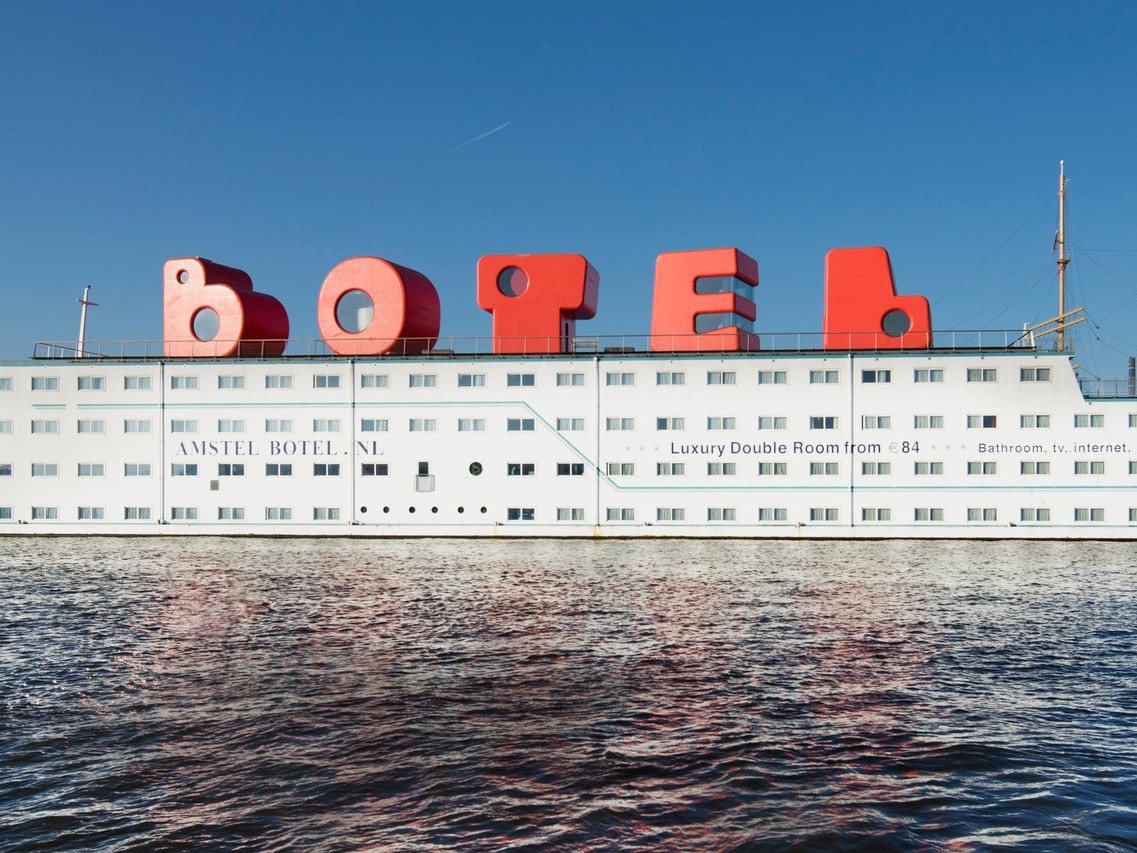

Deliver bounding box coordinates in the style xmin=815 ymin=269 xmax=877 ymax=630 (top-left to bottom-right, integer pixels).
xmin=32 ymin=329 xmax=1062 ymax=361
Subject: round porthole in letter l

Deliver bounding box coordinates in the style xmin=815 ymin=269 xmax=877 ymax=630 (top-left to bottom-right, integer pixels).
xmin=497 ymin=266 xmax=529 ymax=297
xmin=469 ymin=462 xmax=483 ymax=475
xmin=882 ymin=309 xmax=911 ymax=337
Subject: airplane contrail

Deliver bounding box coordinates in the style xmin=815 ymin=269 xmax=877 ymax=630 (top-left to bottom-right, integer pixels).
xmin=448 ymin=121 xmax=511 ymax=152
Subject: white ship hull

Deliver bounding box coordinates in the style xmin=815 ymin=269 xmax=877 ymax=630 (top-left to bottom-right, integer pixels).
xmin=2 ymin=347 xmax=1134 ymax=538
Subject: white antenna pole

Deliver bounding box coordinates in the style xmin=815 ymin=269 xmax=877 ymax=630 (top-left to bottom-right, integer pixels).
xmin=1056 ymin=161 xmax=1068 ymax=352
xmin=77 ymin=285 xmax=99 ymax=357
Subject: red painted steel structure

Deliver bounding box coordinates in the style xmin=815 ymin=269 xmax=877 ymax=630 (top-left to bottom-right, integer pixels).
xmin=821 ymin=247 xmax=932 ymax=349
xmin=649 ymin=248 xmax=760 ymax=352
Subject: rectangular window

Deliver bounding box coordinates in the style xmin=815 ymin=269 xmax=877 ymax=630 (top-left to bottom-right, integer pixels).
xmin=77 ymin=420 xmax=105 ymax=434
xmin=656 ymin=508 xmax=686 ymax=521
xmin=31 ymin=507 xmax=59 ymax=519
xmin=556 ymin=507 xmax=585 ymax=521
xmin=706 ymin=417 xmax=736 ymax=430
xmin=361 ymin=463 xmax=390 ymax=476
xmin=0 ymin=420 xmax=11 ymax=434
xmin=606 ymin=462 xmax=635 ymax=476
xmin=124 ymin=375 xmax=152 ymax=390
xmin=913 ymin=415 xmax=945 ymax=429
xmin=757 ymin=370 xmax=787 ymax=385
xmin=1020 ymin=414 xmax=1051 ymax=428
xmin=757 ymin=416 xmax=787 ymax=430
xmin=809 ymin=416 xmax=837 ymax=430
xmin=506 ymin=507 xmax=536 ymax=521
xmin=358 ymin=419 xmax=388 ymax=432
xmin=265 ymin=507 xmax=293 ymax=520
xmin=1020 ymin=507 xmax=1052 ymax=522
xmin=409 ymin=374 xmax=437 ymax=388
xmin=758 ymin=507 xmax=788 ymax=522
xmin=707 ymin=507 xmax=737 ymax=521
xmin=457 ymin=373 xmax=486 ymax=387
xmin=1130 ymin=414 xmax=1137 ymax=428
xmin=1074 ymin=507 xmax=1105 ymax=522
xmin=707 ymin=462 xmax=737 ymax=476
xmin=313 ymin=463 xmax=341 ymax=476
xmin=170 ymin=375 xmax=198 ymax=390
xmin=1131 ymin=460 xmax=1137 ymax=475
xmin=758 ymin=462 xmax=788 ymax=475
xmin=967 ymin=415 xmax=997 ymax=428
xmin=605 ymin=417 xmax=634 ymax=431
xmin=706 ymin=371 xmax=736 ymax=385
xmin=31 ymin=377 xmax=59 ymax=391
xmin=124 ymin=463 xmax=151 ymax=477
xmin=809 ymin=508 xmax=839 ymax=521
xmin=656 ymin=462 xmax=686 ymax=475
xmin=31 ymin=420 xmax=59 ymax=434
xmin=556 ymin=417 xmax=585 ymax=431
xmin=656 ymin=371 xmax=685 ymax=386
xmin=77 ymin=463 xmax=105 ymax=477
xmin=359 ymin=373 xmax=388 ymax=389
xmin=861 ymin=508 xmax=891 ymax=521
xmin=605 ymin=508 xmax=635 ymax=521
xmin=32 ymin=463 xmax=59 ymax=477
xmin=314 ymin=375 xmax=341 ymax=389
xmin=1074 ymin=414 xmax=1105 ymax=428
xmin=507 ymin=418 xmax=534 ymax=432
xmin=457 ymin=418 xmax=485 ymax=432
xmin=913 ymin=368 xmax=944 ymax=383
xmin=0 ymin=464 xmax=10 ymax=476
xmin=170 ymin=507 xmax=198 ymax=520
xmin=861 ymin=415 xmax=891 ymax=429
xmin=265 ymin=463 xmax=293 ymax=476
xmin=556 ymin=372 xmax=584 ymax=386
xmin=77 ymin=376 xmax=104 ymax=390
xmin=265 ymin=419 xmax=293 ymax=433
xmin=966 ymin=368 xmax=998 ymax=382
xmin=171 ymin=463 xmax=198 ymax=476
xmin=809 ymin=462 xmax=840 ymax=475
xmin=217 ymin=507 xmax=245 ymax=520
xmin=914 ymin=461 xmax=944 ymax=475
xmin=0 ymin=377 xmax=10 ymax=391
xmin=217 ymin=375 xmax=245 ymax=389
xmin=217 ymin=463 xmax=245 ymax=476
xmin=123 ymin=419 xmax=152 ymax=433
xmin=313 ymin=419 xmax=341 ymax=432
xmin=861 ymin=461 xmax=892 ymax=475
xmin=556 ymin=463 xmax=585 ymax=476
xmin=967 ymin=461 xmax=998 ymax=475
xmin=809 ymin=370 xmax=839 ymax=384
xmin=861 ymin=369 xmax=891 ymax=383
xmin=507 ymin=462 xmax=536 ymax=476
xmin=170 ymin=419 xmax=197 ymax=433
xmin=656 ymin=417 xmax=685 ymax=430
xmin=217 ymin=419 xmax=245 ymax=433
xmin=1074 ymin=460 xmax=1106 ymax=475
xmin=1021 ymin=461 xmax=1051 ymax=475
xmin=914 ymin=507 xmax=945 ymax=521
xmin=507 ymin=373 xmax=535 ymax=387
xmin=606 ymin=372 xmax=635 ymax=386
xmin=1020 ymin=367 xmax=1051 ymax=382
xmin=265 ymin=374 xmax=293 ymax=389
xmin=967 ymin=508 xmax=998 ymax=521
xmin=124 ymin=507 xmax=152 ymax=520
xmin=313 ymin=507 xmax=341 ymax=520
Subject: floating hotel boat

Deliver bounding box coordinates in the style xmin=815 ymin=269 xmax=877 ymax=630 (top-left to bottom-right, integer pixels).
xmin=2 ymin=165 xmax=1133 ymax=538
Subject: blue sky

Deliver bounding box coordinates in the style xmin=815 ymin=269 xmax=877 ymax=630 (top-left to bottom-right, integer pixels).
xmin=2 ymin=1 xmax=1137 ymax=377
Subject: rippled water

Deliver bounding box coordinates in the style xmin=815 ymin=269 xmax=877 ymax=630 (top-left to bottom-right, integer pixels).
xmin=1 ymin=538 xmax=1136 ymax=851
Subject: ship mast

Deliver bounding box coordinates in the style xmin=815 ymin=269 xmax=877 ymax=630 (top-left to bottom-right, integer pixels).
xmin=77 ymin=285 xmax=98 ymax=358
xmin=1055 ymin=160 xmax=1069 ymax=351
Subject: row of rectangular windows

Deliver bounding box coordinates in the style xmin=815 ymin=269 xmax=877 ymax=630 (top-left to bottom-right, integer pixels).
xmin=10 ymin=458 xmax=1136 ymax=479
xmin=8 ymin=505 xmax=1125 ymax=523
xmin=12 ymin=412 xmax=1119 ymax=436
xmin=5 ymin=366 xmax=1057 ymax=394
